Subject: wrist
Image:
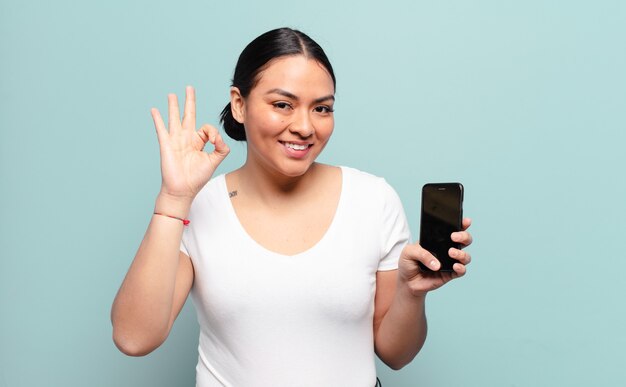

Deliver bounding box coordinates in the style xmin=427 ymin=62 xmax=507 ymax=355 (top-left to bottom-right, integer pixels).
xmin=397 ymin=279 xmax=428 ymax=303
xmin=154 ymin=192 xmax=193 ymax=219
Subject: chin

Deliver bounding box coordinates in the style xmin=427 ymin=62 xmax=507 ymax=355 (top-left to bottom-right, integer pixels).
xmin=275 ymin=159 xmax=317 ymax=178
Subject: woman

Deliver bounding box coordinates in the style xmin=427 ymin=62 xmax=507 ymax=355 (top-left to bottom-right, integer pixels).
xmin=111 ymin=27 xmax=472 ymax=386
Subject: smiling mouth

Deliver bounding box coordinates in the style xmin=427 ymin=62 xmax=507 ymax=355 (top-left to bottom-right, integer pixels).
xmin=279 ymin=141 xmax=312 ymax=151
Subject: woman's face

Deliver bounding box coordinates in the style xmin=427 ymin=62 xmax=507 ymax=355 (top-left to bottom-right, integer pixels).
xmin=231 ymin=55 xmax=335 ymax=178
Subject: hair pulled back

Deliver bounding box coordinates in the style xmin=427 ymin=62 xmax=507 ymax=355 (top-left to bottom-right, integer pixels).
xmin=220 ymin=27 xmax=336 ymax=141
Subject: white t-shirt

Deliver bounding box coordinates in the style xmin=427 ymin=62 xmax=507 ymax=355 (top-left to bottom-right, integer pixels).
xmin=180 ymin=166 xmax=411 ymax=387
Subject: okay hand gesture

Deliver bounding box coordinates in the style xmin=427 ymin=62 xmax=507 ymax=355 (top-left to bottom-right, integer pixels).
xmin=151 ymin=86 xmax=230 ymax=201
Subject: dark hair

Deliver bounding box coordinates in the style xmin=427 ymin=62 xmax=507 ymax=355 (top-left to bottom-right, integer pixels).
xmin=219 ymin=27 xmax=336 ymax=141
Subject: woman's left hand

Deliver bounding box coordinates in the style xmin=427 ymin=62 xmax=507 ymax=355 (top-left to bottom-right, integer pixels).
xmin=397 ymin=218 xmax=473 ymax=297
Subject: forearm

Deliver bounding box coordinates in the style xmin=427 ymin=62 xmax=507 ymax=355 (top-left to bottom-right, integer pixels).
xmin=111 ymin=194 xmax=191 ymax=354
xmin=374 ymin=283 xmax=427 ymax=370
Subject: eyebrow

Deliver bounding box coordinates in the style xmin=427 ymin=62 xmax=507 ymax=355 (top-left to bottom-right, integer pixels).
xmin=266 ymin=88 xmax=335 ymax=104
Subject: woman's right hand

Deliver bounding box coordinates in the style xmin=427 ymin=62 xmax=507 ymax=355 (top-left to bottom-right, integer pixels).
xmin=151 ymin=86 xmax=230 ymax=202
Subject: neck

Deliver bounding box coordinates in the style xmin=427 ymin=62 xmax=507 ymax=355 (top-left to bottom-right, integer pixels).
xmin=235 ymin=160 xmax=321 ymax=204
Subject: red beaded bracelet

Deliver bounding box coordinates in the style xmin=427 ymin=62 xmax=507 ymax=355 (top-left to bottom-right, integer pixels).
xmin=154 ymin=212 xmax=190 ymax=226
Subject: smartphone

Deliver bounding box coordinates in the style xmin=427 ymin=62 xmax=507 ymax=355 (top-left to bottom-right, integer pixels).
xmin=419 ymin=183 xmax=464 ymax=272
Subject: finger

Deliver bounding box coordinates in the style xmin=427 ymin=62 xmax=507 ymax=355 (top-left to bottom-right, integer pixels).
xmin=452 ymin=262 xmax=467 ymax=277
xmin=168 ymin=93 xmax=181 ymax=132
xmin=452 ymin=230 xmax=473 ymax=247
xmin=405 ymin=243 xmax=441 ymax=271
xmin=196 ymin=124 xmax=215 ymax=148
xmin=197 ymin=125 xmax=230 ymax=159
xmin=182 ymin=85 xmax=196 ymax=131
xmin=449 ymin=248 xmax=471 ymax=265
xmin=151 ymin=108 xmax=167 ymax=144
xmin=462 ymin=217 xmax=472 ymax=230
xmin=213 ymin=132 xmax=230 ymax=158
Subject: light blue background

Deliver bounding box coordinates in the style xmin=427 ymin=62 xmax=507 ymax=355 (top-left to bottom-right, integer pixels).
xmin=1 ymin=0 xmax=625 ymax=386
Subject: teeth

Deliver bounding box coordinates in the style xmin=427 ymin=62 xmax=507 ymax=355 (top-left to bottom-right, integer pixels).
xmin=284 ymin=142 xmax=309 ymax=150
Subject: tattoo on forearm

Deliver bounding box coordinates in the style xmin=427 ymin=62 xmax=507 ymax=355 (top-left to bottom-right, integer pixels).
xmin=229 ymin=190 xmax=238 ymax=198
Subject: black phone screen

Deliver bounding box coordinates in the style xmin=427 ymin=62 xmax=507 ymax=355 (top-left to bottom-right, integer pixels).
xmin=419 ymin=183 xmax=464 ymax=272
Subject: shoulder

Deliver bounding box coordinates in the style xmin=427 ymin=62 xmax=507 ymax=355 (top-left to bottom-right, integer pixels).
xmin=341 ymin=166 xmax=384 ymax=187
xmin=340 ymin=166 xmax=400 ymax=200
xmin=196 ymin=173 xmax=226 ymax=197
xmin=185 ymin=173 xmax=233 ymax=233
xmin=188 ymin=173 xmax=227 ymax=214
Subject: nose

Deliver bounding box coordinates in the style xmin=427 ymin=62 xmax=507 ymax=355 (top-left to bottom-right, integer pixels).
xmin=289 ymin=109 xmax=314 ymax=138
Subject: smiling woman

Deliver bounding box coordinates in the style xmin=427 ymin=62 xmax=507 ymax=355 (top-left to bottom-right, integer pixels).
xmin=230 ymin=55 xmax=336 ymax=179
xmin=110 ymin=27 xmax=473 ymax=387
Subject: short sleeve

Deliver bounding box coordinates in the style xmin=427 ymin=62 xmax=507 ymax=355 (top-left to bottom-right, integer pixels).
xmin=377 ymin=180 xmax=411 ymax=271
xmin=178 ymin=180 xmax=210 ymax=259
xmin=179 ymin=211 xmax=191 ymax=257
xmin=180 ymin=238 xmax=190 ymax=257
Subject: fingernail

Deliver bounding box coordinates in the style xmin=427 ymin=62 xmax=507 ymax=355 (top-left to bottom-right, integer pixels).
xmin=430 ymin=259 xmax=438 ymax=269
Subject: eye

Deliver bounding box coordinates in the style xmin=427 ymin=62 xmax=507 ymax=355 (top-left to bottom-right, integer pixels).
xmin=273 ymin=102 xmax=292 ymax=110
xmin=314 ymin=105 xmax=334 ymax=114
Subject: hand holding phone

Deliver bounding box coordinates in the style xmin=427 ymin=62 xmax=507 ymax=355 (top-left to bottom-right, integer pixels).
xmin=419 ymin=183 xmax=464 ymax=272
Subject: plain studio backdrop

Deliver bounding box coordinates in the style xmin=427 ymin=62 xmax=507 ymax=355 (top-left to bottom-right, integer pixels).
xmin=1 ymin=1 xmax=624 ymax=386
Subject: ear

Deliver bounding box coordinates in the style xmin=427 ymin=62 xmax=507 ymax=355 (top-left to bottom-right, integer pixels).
xmin=230 ymin=87 xmax=245 ymax=124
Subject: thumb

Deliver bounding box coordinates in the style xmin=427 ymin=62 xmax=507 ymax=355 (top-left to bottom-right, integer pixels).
xmin=195 ymin=124 xmax=215 ymax=149
xmin=213 ymin=132 xmax=230 ymax=158
xmin=197 ymin=124 xmax=230 ymax=159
